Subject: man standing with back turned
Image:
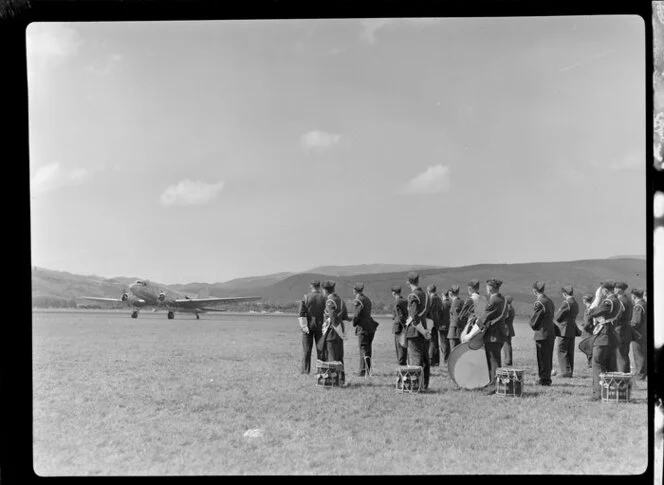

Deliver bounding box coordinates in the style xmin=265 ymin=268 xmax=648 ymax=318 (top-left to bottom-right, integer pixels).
xmin=297 ymin=280 xmax=326 ymax=374
xmin=530 ymin=281 xmax=556 ymax=386
xmin=391 ymin=285 xmax=408 ymax=365
xmin=588 ymin=281 xmax=621 ymax=401
xmin=352 ymin=282 xmax=378 ymax=377
xmin=426 ymin=284 xmax=442 ymax=367
xmin=405 ymin=272 xmax=432 ymax=391
xmin=554 ymin=285 xmax=580 ymax=378
xmin=447 ymin=285 xmax=465 ymax=350
xmin=613 ymin=281 xmax=633 ymax=373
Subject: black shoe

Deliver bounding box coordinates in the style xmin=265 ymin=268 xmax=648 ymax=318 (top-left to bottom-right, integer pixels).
xmin=539 ymin=381 xmax=552 ymax=386
xmin=590 ymin=395 xmax=601 ymax=402
xmin=560 ymin=373 xmax=573 ymax=378
xmin=354 ymin=371 xmax=366 ymax=377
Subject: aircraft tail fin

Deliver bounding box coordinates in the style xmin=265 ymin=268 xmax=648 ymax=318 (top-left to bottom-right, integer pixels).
xmin=196 ymin=286 xmax=210 ymax=299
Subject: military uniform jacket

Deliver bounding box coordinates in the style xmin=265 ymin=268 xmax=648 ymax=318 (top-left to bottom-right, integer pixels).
xmin=630 ymin=298 xmax=647 ymax=338
xmin=588 ymin=294 xmax=621 ymax=347
xmin=448 ymin=296 xmax=466 ymax=333
xmin=504 ymin=304 xmax=516 ymax=337
xmin=405 ymin=286 xmax=429 ymax=340
xmin=529 ymin=294 xmax=556 ymax=341
xmin=614 ymin=293 xmax=633 ymax=344
xmin=581 ymin=307 xmax=595 ymax=336
xmin=352 ymin=293 xmax=377 ymax=335
xmin=392 ymin=296 xmax=408 ymax=334
xmin=298 ymin=290 xmax=327 ymax=331
xmin=324 ymin=293 xmax=348 ymax=342
xmin=478 ymin=292 xmax=508 ymax=343
xmin=554 ymin=296 xmax=579 ymax=339
xmin=426 ymin=293 xmax=443 ymax=329
xmin=440 ymin=297 xmax=451 ymax=333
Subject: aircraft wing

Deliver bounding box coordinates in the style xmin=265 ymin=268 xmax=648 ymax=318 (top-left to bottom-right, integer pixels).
xmin=82 ymin=297 xmax=146 ymax=303
xmin=173 ymin=296 xmax=261 ymax=306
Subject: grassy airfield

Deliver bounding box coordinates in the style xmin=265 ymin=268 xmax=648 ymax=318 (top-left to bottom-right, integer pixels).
xmin=33 ymin=310 xmax=648 ymax=475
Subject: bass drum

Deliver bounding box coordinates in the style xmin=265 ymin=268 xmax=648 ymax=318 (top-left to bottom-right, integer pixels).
xmin=448 ymin=335 xmax=490 ymax=390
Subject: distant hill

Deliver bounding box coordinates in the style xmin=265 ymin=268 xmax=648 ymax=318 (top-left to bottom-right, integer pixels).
xmin=608 ymin=254 xmax=646 ymax=260
xmin=303 ymin=264 xmax=443 ymax=277
xmin=251 ymin=258 xmax=647 ymax=316
xmin=32 ymin=258 xmax=646 ymax=316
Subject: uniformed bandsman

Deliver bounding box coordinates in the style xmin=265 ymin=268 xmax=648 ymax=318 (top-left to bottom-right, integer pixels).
xmin=465 ymin=279 xmax=486 ymax=330
xmin=588 ymin=281 xmax=621 ymax=401
xmin=405 ymin=272 xmax=432 ymax=391
xmin=630 ymin=288 xmax=647 ymax=380
xmin=502 ymin=295 xmax=516 ymax=366
xmin=447 ymin=285 xmax=465 ymax=349
xmin=297 ymin=280 xmax=327 ymax=374
xmin=439 ymin=289 xmax=452 ymax=364
xmin=580 ymin=293 xmax=595 ymax=368
xmin=391 ymin=285 xmax=408 ymax=365
xmin=352 ymin=282 xmax=378 ymax=377
xmin=553 ymin=285 xmax=580 ymax=378
xmin=426 ymin=284 xmax=442 ymax=367
xmin=529 ymin=281 xmax=556 ymax=386
xmin=319 ymin=280 xmax=349 ymax=385
xmin=477 ymin=278 xmax=509 ymax=394
xmin=613 ymin=282 xmax=633 ymax=373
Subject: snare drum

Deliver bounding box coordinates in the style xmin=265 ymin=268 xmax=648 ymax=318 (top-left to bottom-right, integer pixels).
xmin=396 ymin=365 xmax=423 ymax=393
xmin=599 ymin=372 xmax=632 ymax=402
xmin=316 ymin=360 xmax=344 ymax=387
xmin=496 ymin=367 xmax=524 ymax=397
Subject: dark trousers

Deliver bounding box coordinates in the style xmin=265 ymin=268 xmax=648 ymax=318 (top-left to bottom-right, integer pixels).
xmin=592 ymin=345 xmax=613 ymax=398
xmin=394 ymin=333 xmax=407 ymax=365
xmin=557 ymin=336 xmax=575 ymax=377
xmin=631 ymin=339 xmax=647 ymax=379
xmin=502 ymin=337 xmax=513 ymax=366
xmin=615 ymin=342 xmax=631 ymax=373
xmin=358 ymin=331 xmax=375 ymax=374
xmin=449 ymin=338 xmax=460 ymax=351
xmin=439 ymin=329 xmax=451 ymax=364
xmin=325 ymin=338 xmax=345 ymax=385
xmin=536 ymin=338 xmax=555 ymax=385
xmin=301 ymin=329 xmax=323 ymax=373
xmin=407 ymin=338 xmax=430 ymax=390
xmin=429 ymin=327 xmax=440 ymax=366
xmin=485 ymin=342 xmax=502 ymax=389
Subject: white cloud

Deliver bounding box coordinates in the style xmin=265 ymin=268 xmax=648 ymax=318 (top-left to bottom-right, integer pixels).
xmin=30 ymin=162 xmax=89 ymax=195
xmin=27 ymin=23 xmax=82 ymax=82
xmin=608 ymin=151 xmax=643 ymax=171
xmin=359 ymin=17 xmax=441 ymax=44
xmin=160 ymin=179 xmax=225 ymax=207
xmin=300 ymin=130 xmax=341 ymax=153
xmin=87 ymin=53 xmax=123 ymax=76
xmin=400 ymin=164 xmax=451 ymax=195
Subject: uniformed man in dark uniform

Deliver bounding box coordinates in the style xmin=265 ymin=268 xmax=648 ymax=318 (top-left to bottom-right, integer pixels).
xmin=352 ymin=282 xmax=378 ymax=377
xmin=439 ymin=289 xmax=452 ymax=364
xmin=405 ymin=272 xmax=432 ymax=390
xmin=588 ymin=281 xmax=621 ymax=401
xmin=477 ymin=278 xmax=509 ymax=394
xmin=447 ymin=285 xmax=465 ymax=349
xmin=630 ymin=288 xmax=647 ymax=380
xmin=529 ymin=281 xmax=556 ymax=386
xmin=553 ymin=285 xmax=580 ymax=378
xmin=319 ymin=280 xmax=349 ymax=384
xmin=297 ymin=280 xmax=327 ymax=374
xmin=426 ymin=284 xmax=442 ymax=367
xmin=613 ymin=281 xmax=633 ymax=373
xmin=391 ymin=285 xmax=408 ymax=365
xmin=580 ymin=293 xmax=595 ymax=368
xmin=502 ymin=295 xmax=516 ymax=366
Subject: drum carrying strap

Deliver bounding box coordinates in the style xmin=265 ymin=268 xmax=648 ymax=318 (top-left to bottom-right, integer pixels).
xmin=592 ymin=299 xmax=621 ymax=335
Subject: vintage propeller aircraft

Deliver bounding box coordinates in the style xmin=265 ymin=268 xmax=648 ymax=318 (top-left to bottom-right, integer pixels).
xmin=83 ymin=279 xmax=261 ymax=319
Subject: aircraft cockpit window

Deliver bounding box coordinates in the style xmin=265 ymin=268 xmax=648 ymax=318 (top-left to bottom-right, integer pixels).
xmin=135 ymin=280 xmax=146 ymax=286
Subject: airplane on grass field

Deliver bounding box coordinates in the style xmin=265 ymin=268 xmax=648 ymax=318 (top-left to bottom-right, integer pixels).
xmin=83 ymin=279 xmax=261 ymax=319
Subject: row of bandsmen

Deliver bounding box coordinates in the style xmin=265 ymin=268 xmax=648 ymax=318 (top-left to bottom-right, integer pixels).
xmin=297 ymin=273 xmax=647 ymax=398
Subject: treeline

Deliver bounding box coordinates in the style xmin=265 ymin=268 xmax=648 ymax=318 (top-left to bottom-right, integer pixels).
xmin=32 ymin=296 xmax=79 ymax=308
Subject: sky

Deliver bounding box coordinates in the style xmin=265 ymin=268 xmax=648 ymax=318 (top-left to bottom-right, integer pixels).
xmin=27 ymin=16 xmax=646 ymax=285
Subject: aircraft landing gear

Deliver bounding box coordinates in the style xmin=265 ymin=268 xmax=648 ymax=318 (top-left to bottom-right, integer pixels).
xmin=131 ymin=311 xmax=139 ymax=319
xmin=167 ymin=311 xmax=174 ymax=320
